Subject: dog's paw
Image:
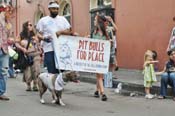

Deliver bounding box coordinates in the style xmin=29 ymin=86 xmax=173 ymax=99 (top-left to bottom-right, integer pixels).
xmin=40 ymin=99 xmax=45 ymax=104
xmin=51 ymin=100 xmax=56 ymax=104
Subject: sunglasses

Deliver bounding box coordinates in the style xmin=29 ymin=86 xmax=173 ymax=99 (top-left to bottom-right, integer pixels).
xmin=28 ymin=24 xmax=32 ymax=26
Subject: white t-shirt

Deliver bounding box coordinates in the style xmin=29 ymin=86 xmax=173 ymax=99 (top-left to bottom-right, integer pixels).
xmin=39 ymin=73 xmax=55 ymax=91
xmin=36 ymin=15 xmax=71 ymax=53
xmin=55 ymin=73 xmax=64 ymax=91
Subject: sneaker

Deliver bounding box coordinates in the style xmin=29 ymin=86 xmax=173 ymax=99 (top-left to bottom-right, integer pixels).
xmin=94 ymin=91 xmax=100 ymax=98
xmin=158 ymin=95 xmax=165 ymax=99
xmin=15 ymin=69 xmax=21 ymax=73
xmin=0 ymin=95 xmax=10 ymax=101
xmin=101 ymin=94 xmax=107 ymax=101
xmin=115 ymin=66 xmax=119 ymax=71
xmin=145 ymin=94 xmax=154 ymax=99
xmin=55 ymin=99 xmax=66 ymax=106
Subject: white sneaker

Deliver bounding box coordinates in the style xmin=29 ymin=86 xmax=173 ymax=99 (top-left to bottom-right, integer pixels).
xmin=40 ymin=99 xmax=45 ymax=104
xmin=59 ymin=99 xmax=65 ymax=106
xmin=145 ymin=94 xmax=154 ymax=99
xmin=15 ymin=69 xmax=21 ymax=73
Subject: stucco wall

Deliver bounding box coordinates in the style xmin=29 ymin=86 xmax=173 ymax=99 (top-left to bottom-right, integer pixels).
xmin=15 ymin=0 xmax=175 ymax=70
xmin=16 ymin=0 xmax=49 ymax=34
xmin=70 ymin=0 xmax=90 ymax=36
xmin=116 ymin=0 xmax=175 ymax=70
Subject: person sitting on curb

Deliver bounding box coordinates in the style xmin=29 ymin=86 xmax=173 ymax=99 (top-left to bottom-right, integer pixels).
xmin=157 ymin=48 xmax=175 ymax=101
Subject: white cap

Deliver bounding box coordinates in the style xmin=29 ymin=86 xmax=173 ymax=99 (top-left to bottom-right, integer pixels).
xmin=48 ymin=2 xmax=59 ymax=8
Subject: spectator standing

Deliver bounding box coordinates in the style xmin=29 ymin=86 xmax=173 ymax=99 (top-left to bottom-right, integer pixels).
xmin=15 ymin=21 xmax=41 ymax=91
xmin=0 ymin=4 xmax=13 ymax=100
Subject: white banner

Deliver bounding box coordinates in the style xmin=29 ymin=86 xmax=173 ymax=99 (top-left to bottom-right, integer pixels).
xmin=53 ymin=35 xmax=110 ymax=74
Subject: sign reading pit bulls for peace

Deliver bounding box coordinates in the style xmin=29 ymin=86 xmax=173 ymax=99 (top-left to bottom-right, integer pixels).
xmin=53 ymin=35 xmax=110 ymax=74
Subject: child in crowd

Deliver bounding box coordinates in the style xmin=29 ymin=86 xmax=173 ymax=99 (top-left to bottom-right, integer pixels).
xmin=143 ymin=50 xmax=158 ymax=99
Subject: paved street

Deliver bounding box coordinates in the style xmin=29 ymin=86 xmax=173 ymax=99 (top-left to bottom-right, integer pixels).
xmin=0 ymin=75 xmax=175 ymax=116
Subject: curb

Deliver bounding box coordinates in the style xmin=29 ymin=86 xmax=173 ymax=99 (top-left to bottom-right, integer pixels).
xmin=79 ymin=72 xmax=173 ymax=96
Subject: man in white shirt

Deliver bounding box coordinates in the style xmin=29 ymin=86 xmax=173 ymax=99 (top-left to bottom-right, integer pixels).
xmin=36 ymin=1 xmax=72 ymax=74
xmin=36 ymin=1 xmax=72 ymax=105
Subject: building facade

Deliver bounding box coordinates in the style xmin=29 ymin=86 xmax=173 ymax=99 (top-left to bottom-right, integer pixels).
xmin=2 ymin=0 xmax=175 ymax=70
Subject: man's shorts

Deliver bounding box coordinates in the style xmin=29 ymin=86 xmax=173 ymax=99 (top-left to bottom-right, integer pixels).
xmin=44 ymin=51 xmax=59 ymax=74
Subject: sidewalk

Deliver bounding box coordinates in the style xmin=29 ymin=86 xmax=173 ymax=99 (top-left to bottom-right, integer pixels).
xmin=79 ymin=69 xmax=172 ymax=96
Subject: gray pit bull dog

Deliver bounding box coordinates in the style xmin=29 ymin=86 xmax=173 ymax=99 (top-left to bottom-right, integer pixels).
xmin=38 ymin=71 xmax=80 ymax=106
